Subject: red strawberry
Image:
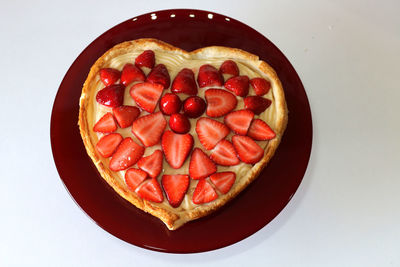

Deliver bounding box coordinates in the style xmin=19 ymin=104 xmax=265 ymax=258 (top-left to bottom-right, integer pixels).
xmin=192 ymin=179 xmax=218 ymax=204
xmin=161 ymin=130 xmax=194 ymax=169
xmin=224 ymin=109 xmax=254 ymax=135
xmin=96 ymin=84 xmax=125 ymax=108
xmin=159 ymin=93 xmax=182 ymax=115
xmin=196 ymin=117 xmax=230 ymax=150
xmin=219 ymin=60 xmax=239 ymax=77
xmin=204 ymin=89 xmax=237 ymax=117
xmin=135 ymin=50 xmax=155 ymax=69
xmin=250 ymin=78 xmax=271 ymax=96
xmin=112 ymin=105 xmax=140 ymax=128
xmin=189 ymin=148 xmax=217 ymax=180
xmin=137 ymin=150 xmax=163 ymax=178
xmin=93 ymin=113 xmax=117 ymax=133
xmin=131 ymin=112 xmax=167 ymax=147
xmin=109 ymin=137 xmax=144 ymax=171
xmin=169 ymin=113 xmax=191 ymax=134
xmin=130 ymin=82 xmax=163 ymax=113
xmin=161 ymin=174 xmax=189 ymax=208
xmin=120 ymin=63 xmax=146 ymax=86
xmin=197 ymin=64 xmax=224 ymax=88
xmin=137 ymin=178 xmax=164 ymax=203
xmin=171 ymin=68 xmax=198 ymax=95
xmin=99 ymin=68 xmax=121 ymax=86
xmin=146 ymin=64 xmax=170 ymax=89
xmin=96 ymin=133 xmax=123 ymax=158
xmin=224 ymin=75 xmax=249 ymax=97
xmin=210 ymin=140 xmax=239 ymax=166
xmin=183 ymin=96 xmax=206 ymax=118
xmin=210 ymin=172 xmax=236 ymax=194
xmin=244 ymin=96 xmax=272 ymax=115
xmin=248 ymin=119 xmax=276 ymax=140
xmin=232 ymin=135 xmax=264 ymax=164
xmin=125 ymin=168 xmax=148 ymax=191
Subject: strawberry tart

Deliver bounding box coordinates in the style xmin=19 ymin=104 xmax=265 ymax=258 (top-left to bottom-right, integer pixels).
xmin=79 ymin=38 xmax=288 ymax=230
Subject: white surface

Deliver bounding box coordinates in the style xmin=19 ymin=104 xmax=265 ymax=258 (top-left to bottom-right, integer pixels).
xmin=1 ymin=0 xmax=399 ymax=266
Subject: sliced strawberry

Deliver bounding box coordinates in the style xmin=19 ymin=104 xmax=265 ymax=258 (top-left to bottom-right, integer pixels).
xmin=130 ymin=82 xmax=163 ymax=113
xmin=135 ymin=50 xmax=155 ymax=69
xmin=159 ymin=93 xmax=182 ymax=115
xmin=96 ymin=133 xmax=123 ymax=158
xmin=161 ymin=130 xmax=194 ymax=169
xmin=204 ymin=89 xmax=237 ymax=117
xmin=183 ymin=96 xmax=206 ymax=118
xmin=196 ymin=117 xmax=230 ymax=150
xmin=137 ymin=149 xmax=163 ymax=178
xmin=224 ymin=109 xmax=254 ymax=135
xmin=161 ymin=174 xmax=189 ymax=208
xmin=96 ymin=84 xmax=125 ymax=108
xmin=244 ymin=96 xmax=272 ymax=115
xmin=109 ymin=137 xmax=144 ymax=171
xmin=120 ymin=63 xmax=146 ymax=86
xmin=189 ymin=148 xmax=217 ymax=180
xmin=146 ymin=64 xmax=170 ymax=89
xmin=112 ymin=105 xmax=140 ymax=128
xmin=131 ymin=112 xmax=167 ymax=147
xmin=232 ymin=135 xmax=264 ymax=164
xmin=137 ymin=178 xmax=164 ymax=203
xmin=169 ymin=113 xmax=191 ymax=134
xmin=224 ymin=75 xmax=249 ymax=97
xmin=210 ymin=172 xmax=236 ymax=194
xmin=125 ymin=168 xmax=148 ymax=191
xmin=99 ymin=68 xmax=121 ymax=86
xmin=210 ymin=140 xmax=239 ymax=166
xmin=171 ymin=68 xmax=198 ymax=95
xmin=248 ymin=119 xmax=276 ymax=140
xmin=250 ymin=77 xmax=271 ymax=96
xmin=197 ymin=64 xmax=224 ymax=88
xmin=93 ymin=113 xmax=117 ymax=133
xmin=192 ymin=179 xmax=218 ymax=204
xmin=219 ymin=60 xmax=239 ymax=77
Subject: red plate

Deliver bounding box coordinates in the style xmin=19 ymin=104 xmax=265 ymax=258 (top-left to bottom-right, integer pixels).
xmin=51 ymin=9 xmax=312 ymax=253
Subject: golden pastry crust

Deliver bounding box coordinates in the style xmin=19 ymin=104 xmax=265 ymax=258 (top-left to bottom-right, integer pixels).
xmin=79 ymin=38 xmax=288 ymax=230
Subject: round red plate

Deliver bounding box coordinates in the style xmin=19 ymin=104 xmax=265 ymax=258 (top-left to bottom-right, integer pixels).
xmin=51 ymin=9 xmax=312 ymax=253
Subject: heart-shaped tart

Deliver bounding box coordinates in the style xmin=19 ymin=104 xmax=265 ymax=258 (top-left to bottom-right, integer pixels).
xmin=79 ymin=38 xmax=288 ymax=230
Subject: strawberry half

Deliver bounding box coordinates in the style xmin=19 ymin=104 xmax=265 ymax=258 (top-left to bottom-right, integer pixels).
xmin=204 ymin=89 xmax=237 ymax=117
xmin=137 ymin=149 xmax=163 ymax=178
xmin=125 ymin=168 xmax=148 ymax=191
xmin=96 ymin=84 xmax=125 ymax=108
xmin=189 ymin=148 xmax=217 ymax=180
xmin=146 ymin=64 xmax=170 ymax=89
xmin=197 ymin=64 xmax=224 ymax=88
xmin=93 ymin=113 xmax=117 ymax=133
xmin=224 ymin=109 xmax=254 ymax=135
xmin=99 ymin=68 xmax=121 ymax=86
xmin=210 ymin=172 xmax=236 ymax=194
xmin=130 ymin=82 xmax=164 ymax=113
xmin=161 ymin=130 xmax=194 ymax=169
xmin=224 ymin=75 xmax=249 ymax=97
xmin=96 ymin=133 xmax=123 ymax=158
xmin=131 ymin=112 xmax=167 ymax=147
xmin=192 ymin=179 xmax=218 ymax=204
xmin=196 ymin=117 xmax=230 ymax=150
xmin=137 ymin=178 xmax=164 ymax=203
xmin=171 ymin=68 xmax=198 ymax=95
xmin=112 ymin=105 xmax=140 ymax=128
xmin=250 ymin=77 xmax=271 ymax=96
xmin=248 ymin=119 xmax=276 ymax=140
xmin=120 ymin=63 xmax=146 ymax=86
xmin=244 ymin=96 xmax=272 ymax=115
xmin=232 ymin=135 xmax=264 ymax=164
xmin=135 ymin=50 xmax=155 ymax=69
xmin=161 ymin=174 xmax=190 ymax=208
xmin=210 ymin=140 xmax=239 ymax=166
xmin=219 ymin=60 xmax=239 ymax=77
xmin=109 ymin=137 xmax=144 ymax=171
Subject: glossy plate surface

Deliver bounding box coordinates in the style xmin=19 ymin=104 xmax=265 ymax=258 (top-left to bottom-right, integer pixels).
xmin=51 ymin=9 xmax=312 ymax=253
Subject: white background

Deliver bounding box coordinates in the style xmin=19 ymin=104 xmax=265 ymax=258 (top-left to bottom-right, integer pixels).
xmin=1 ymin=0 xmax=399 ymax=266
